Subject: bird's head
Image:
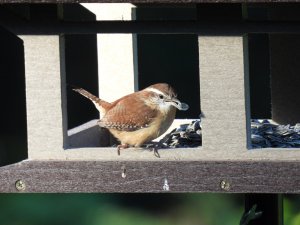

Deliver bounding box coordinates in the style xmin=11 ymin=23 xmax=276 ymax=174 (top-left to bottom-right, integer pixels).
xmin=143 ymin=83 xmax=189 ymax=113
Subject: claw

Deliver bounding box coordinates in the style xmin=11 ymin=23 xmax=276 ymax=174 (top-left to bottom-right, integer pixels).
xmin=142 ymin=143 xmax=161 ymax=158
xmin=153 ymin=147 xmax=161 ymax=158
xmin=117 ymin=144 xmax=129 ymax=156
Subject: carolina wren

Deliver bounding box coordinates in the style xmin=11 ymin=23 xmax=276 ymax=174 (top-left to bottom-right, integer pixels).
xmin=73 ymin=83 xmax=189 ymax=155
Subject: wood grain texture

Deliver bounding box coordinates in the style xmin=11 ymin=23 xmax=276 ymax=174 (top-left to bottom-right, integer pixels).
xmin=20 ymin=35 xmax=65 ymax=158
xmin=199 ymin=36 xmax=251 ymax=150
xmin=0 ymin=160 xmax=300 ymax=193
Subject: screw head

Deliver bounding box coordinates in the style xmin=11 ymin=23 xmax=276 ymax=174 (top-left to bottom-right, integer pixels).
xmin=220 ymin=180 xmax=230 ymax=191
xmin=15 ymin=180 xmax=26 ymax=191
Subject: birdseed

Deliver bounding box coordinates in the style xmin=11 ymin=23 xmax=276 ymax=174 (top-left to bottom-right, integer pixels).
xmin=159 ymin=119 xmax=300 ymax=148
xmin=251 ymin=119 xmax=300 ymax=148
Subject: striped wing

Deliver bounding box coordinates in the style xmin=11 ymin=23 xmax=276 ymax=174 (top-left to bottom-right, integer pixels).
xmin=98 ymin=95 xmax=157 ymax=131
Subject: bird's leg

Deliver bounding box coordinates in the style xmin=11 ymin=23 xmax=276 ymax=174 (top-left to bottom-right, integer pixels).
xmin=153 ymin=139 xmax=168 ymax=158
xmin=152 ymin=145 xmax=161 ymax=158
xmin=117 ymin=144 xmax=129 ymax=156
xmin=142 ymin=142 xmax=163 ymax=158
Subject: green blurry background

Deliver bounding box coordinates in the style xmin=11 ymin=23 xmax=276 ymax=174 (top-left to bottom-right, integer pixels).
xmin=0 ymin=194 xmax=299 ymax=225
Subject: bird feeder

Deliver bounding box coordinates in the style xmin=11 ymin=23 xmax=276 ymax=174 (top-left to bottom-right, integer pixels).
xmin=0 ymin=3 xmax=299 ymax=196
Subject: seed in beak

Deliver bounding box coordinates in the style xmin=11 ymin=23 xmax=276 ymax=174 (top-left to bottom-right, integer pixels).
xmin=168 ymin=99 xmax=189 ymax=111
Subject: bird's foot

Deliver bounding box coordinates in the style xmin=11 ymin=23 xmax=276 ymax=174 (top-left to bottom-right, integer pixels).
xmin=117 ymin=144 xmax=129 ymax=156
xmin=143 ymin=142 xmax=165 ymax=158
xmin=152 ymin=146 xmax=161 ymax=158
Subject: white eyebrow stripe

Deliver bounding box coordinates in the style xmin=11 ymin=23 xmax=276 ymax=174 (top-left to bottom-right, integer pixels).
xmin=145 ymin=87 xmax=166 ymax=96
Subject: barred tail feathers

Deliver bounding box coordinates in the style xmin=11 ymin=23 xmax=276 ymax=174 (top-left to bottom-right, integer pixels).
xmin=72 ymin=87 xmax=111 ymax=115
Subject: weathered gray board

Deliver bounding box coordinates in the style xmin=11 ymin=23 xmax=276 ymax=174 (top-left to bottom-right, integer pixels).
xmin=0 ymin=160 xmax=299 ymax=193
xmin=21 ymin=36 xmax=66 ymax=158
xmin=200 ymin=36 xmax=251 ymax=150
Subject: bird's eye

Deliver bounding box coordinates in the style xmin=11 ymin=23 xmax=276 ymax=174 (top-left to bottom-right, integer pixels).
xmin=159 ymin=94 xmax=164 ymax=99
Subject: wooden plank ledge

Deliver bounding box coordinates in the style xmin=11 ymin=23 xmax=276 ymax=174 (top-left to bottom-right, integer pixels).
xmin=0 ymin=160 xmax=299 ymax=193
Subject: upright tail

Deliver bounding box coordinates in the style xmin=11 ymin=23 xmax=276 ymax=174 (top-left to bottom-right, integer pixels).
xmin=72 ymin=87 xmax=111 ymax=116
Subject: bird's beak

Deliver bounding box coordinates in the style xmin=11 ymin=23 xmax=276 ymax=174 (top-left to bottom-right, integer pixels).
xmin=167 ymin=98 xmax=189 ymax=111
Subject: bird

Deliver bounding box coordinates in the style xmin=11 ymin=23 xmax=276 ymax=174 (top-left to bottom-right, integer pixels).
xmin=72 ymin=83 xmax=189 ymax=155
